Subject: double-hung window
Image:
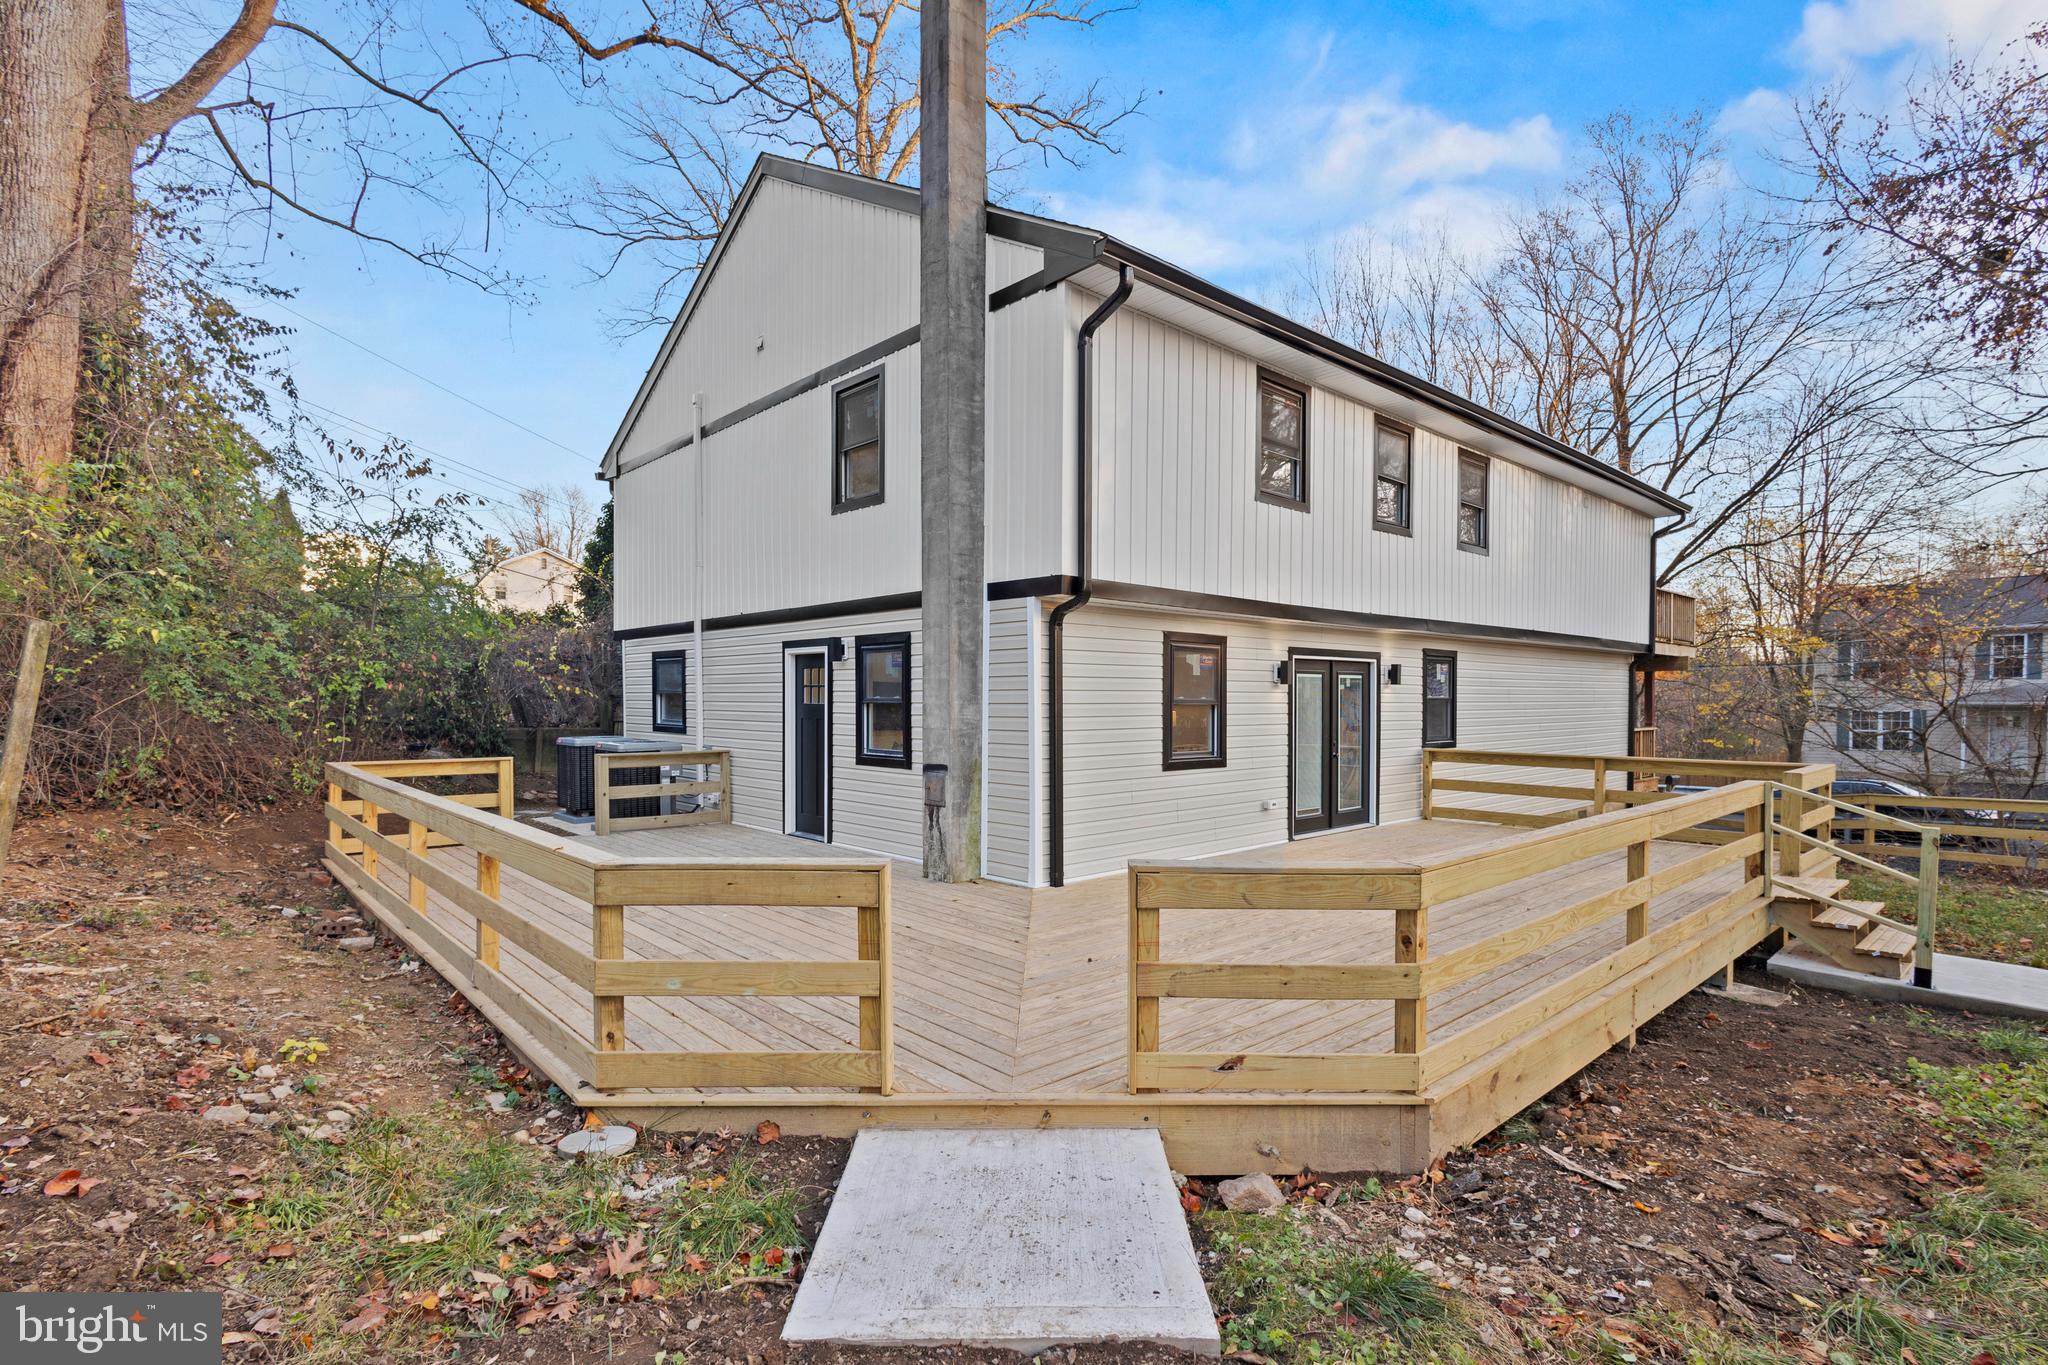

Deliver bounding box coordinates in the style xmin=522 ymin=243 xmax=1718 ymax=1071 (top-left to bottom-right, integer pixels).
xmin=1985 ymin=632 xmax=2029 ymax=680
xmin=855 ymin=634 xmax=910 ymax=767
xmin=1254 ymin=373 xmax=1308 ymax=508
xmin=1845 ymin=708 xmax=1922 ymax=752
xmin=1374 ymin=420 xmax=1412 ymax=533
xmin=651 ymin=650 xmax=688 ymax=733
xmin=832 ymin=372 xmax=884 ymax=513
xmin=1163 ymin=634 xmax=1227 ymax=769
xmin=1421 ymin=650 xmax=1457 ymax=747
xmin=1456 ymin=451 xmax=1489 ymax=552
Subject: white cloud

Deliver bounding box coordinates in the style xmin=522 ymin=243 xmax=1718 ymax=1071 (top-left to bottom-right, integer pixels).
xmin=1309 ymin=91 xmax=1561 ymax=194
xmin=1716 ymin=87 xmax=1796 ymax=142
xmin=1790 ymin=0 xmax=2036 ymax=72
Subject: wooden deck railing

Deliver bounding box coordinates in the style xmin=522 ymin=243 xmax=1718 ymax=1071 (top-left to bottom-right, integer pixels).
xmin=593 ymin=749 xmax=730 ymax=835
xmin=1128 ymin=781 xmax=1778 ymax=1096
xmin=1421 ymin=748 xmax=1836 ymax=875
xmin=323 ymin=757 xmax=892 ymax=1095
xmin=1654 ymin=588 xmax=1698 ymax=649
xmin=1827 ymin=792 xmax=2048 ymax=872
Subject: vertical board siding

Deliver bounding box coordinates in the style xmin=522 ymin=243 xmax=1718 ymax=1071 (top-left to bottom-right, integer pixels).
xmin=984 ymin=598 xmax=1038 ymax=884
xmin=987 ymin=287 xmax=1069 ymax=583
xmin=622 ymin=607 xmax=926 ymax=863
xmin=612 ymin=452 xmax=695 ymax=632
xmin=1081 ymin=300 xmax=1653 ymax=645
xmin=1057 ymin=603 xmax=1630 ymax=882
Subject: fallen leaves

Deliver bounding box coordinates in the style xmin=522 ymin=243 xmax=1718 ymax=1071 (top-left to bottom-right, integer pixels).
xmin=755 ymin=1119 xmax=781 ymax=1145
xmin=43 ymin=1169 xmax=101 ymax=1198
xmin=92 ymin=1209 xmax=138 ymax=1234
xmin=337 ymin=1300 xmax=388 ymax=1336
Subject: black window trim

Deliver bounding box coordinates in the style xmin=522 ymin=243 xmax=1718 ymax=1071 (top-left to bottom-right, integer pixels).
xmin=1253 ymin=368 xmax=1310 ymax=512
xmin=1373 ymin=416 xmax=1414 ymax=536
xmin=1421 ymin=648 xmax=1457 ymax=748
xmin=1456 ymin=448 xmax=1489 ymax=555
xmin=853 ymin=631 xmax=912 ymax=769
xmin=830 ymin=368 xmax=886 ymax=515
xmin=1162 ymin=632 xmax=1229 ymax=771
xmin=650 ymin=648 xmax=689 ymax=734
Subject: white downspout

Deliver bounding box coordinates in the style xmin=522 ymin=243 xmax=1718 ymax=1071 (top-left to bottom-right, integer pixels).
xmin=692 ymin=393 xmax=707 ymax=754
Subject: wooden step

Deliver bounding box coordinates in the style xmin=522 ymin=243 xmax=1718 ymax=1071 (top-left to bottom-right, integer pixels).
xmin=1772 ymin=876 xmax=1848 ymax=905
xmin=1854 ymin=925 xmax=1916 ymax=960
xmin=1812 ymin=901 xmax=1888 ymax=931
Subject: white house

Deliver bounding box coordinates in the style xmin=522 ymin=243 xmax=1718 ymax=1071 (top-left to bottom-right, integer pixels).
xmin=600 ymin=156 xmax=1687 ymax=886
xmin=480 ymin=546 xmax=581 ymax=614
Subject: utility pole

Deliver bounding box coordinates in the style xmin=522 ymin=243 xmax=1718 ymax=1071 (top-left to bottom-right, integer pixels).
xmin=918 ymin=0 xmax=988 ymax=882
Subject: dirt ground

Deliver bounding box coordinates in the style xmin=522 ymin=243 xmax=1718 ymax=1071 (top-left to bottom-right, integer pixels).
xmin=0 ymin=799 xmax=2030 ymax=1362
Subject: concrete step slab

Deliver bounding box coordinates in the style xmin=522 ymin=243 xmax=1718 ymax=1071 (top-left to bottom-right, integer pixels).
xmin=1769 ymin=942 xmax=2048 ymax=1018
xmin=783 ymin=1128 xmax=1220 ymax=1355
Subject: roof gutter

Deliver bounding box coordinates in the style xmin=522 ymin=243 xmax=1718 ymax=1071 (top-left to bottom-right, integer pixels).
xmin=1094 ymin=240 xmax=1689 ymax=518
xmin=1047 ymin=263 xmax=1133 ymax=888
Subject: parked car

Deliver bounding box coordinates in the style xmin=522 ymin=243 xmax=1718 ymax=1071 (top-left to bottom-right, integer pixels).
xmin=1830 ymin=777 xmax=2003 ymax=848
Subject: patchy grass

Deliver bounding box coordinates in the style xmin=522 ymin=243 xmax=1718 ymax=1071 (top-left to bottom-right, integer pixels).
xmin=1842 ymin=867 xmax=2047 ymax=967
xmin=223 ymin=1112 xmax=807 ymax=1361
xmin=1200 ymin=1207 xmax=1474 ymax=1362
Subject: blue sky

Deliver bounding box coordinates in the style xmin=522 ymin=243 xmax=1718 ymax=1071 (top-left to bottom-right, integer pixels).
xmin=196 ymin=0 xmax=2036 ymax=539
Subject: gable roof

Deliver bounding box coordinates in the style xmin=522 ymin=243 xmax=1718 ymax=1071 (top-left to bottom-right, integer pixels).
xmin=600 ymin=154 xmax=1687 ymax=517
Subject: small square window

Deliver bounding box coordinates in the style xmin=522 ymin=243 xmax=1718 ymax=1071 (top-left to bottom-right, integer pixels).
xmin=1374 ymin=421 xmax=1411 ymax=533
xmin=652 ymin=651 xmax=688 ymax=733
xmin=1457 ymin=451 xmax=1488 ymax=552
xmin=1163 ymin=634 xmax=1227 ymax=769
xmin=1255 ymin=374 xmax=1308 ymax=509
xmin=855 ymin=634 xmax=910 ymax=767
xmin=833 ymin=373 xmax=884 ymax=513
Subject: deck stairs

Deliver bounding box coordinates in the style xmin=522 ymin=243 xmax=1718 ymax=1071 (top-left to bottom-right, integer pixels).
xmin=1769 ymin=872 xmax=1913 ymax=980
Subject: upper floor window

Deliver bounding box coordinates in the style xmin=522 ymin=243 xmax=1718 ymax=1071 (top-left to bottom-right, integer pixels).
xmin=1422 ymin=650 xmax=1457 ymax=747
xmin=1254 ymin=373 xmax=1308 ymax=509
xmin=1163 ymin=634 xmax=1227 ymax=769
xmin=855 ymin=634 xmax=910 ymax=767
xmin=1373 ymin=420 xmax=1412 ymax=533
xmin=832 ymin=372 xmax=884 ymax=513
xmin=1456 ymin=451 xmax=1489 ymax=552
xmin=652 ymin=650 xmax=688 ymax=733
xmin=1835 ymin=638 xmax=1882 ymax=681
xmin=1980 ymin=631 xmax=2039 ymax=680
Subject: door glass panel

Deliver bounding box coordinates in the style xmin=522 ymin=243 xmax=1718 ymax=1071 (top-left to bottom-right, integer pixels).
xmin=1293 ymin=672 xmax=1325 ymax=817
xmin=1336 ymin=670 xmax=1365 ymax=813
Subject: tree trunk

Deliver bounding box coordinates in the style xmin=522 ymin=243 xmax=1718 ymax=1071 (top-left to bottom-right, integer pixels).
xmin=0 ymin=0 xmax=110 ymax=481
xmin=82 ymin=0 xmax=139 ymax=339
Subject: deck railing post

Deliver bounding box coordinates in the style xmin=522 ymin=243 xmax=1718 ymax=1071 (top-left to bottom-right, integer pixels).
xmin=476 ymin=852 xmax=501 ymax=971
xmin=361 ymin=799 xmax=380 ymax=877
xmin=1776 ymin=784 xmax=1802 ymax=877
xmin=1420 ymin=749 xmax=1437 ymax=820
xmin=1741 ymin=794 xmax=1765 ymax=885
xmin=1590 ymin=757 xmax=1608 ymax=814
xmin=496 ymin=757 xmax=515 ymax=819
xmin=327 ymin=781 xmax=344 ymax=852
xmin=1915 ymin=831 xmax=1938 ymax=989
xmin=858 ymin=863 xmax=895 ymax=1094
xmin=1394 ymin=905 xmax=1428 ymax=1059
xmin=593 ymin=902 xmax=626 ymax=1058
xmin=1626 ymin=837 xmax=1649 ymax=945
xmin=593 ymin=754 xmax=613 ymax=836
xmin=407 ymin=819 xmax=429 ymax=912
xmin=1129 ymin=868 xmax=1159 ymax=1094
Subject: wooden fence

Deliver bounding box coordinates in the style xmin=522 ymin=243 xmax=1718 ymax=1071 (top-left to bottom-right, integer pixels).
xmin=1829 ymin=793 xmax=2048 ymax=872
xmin=1128 ymin=781 xmax=1776 ymax=1096
xmin=324 ymin=757 xmax=892 ymax=1095
xmin=593 ymin=749 xmax=730 ymax=835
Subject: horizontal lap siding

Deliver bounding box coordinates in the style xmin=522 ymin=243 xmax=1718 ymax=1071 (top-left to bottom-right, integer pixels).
xmin=621 ymin=609 xmax=926 ymax=863
xmin=1059 ymin=603 xmax=1630 ymax=881
xmin=985 ymin=598 xmax=1037 ymax=884
xmin=620 ymin=633 xmax=695 ymax=738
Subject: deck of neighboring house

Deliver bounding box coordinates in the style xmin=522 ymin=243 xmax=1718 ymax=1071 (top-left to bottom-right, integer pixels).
xmin=320 ymin=752 xmax=1884 ymax=1173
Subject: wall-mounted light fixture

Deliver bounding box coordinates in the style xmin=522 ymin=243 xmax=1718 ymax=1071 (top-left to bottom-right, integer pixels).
xmin=1274 ymin=660 xmax=1291 ymax=685
xmin=1386 ymin=664 xmax=1403 ymax=685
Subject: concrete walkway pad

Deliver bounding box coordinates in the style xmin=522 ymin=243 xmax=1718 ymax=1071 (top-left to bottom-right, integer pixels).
xmin=782 ymin=1129 xmax=1221 ymax=1355
xmin=1769 ymin=943 xmax=2048 ymax=1020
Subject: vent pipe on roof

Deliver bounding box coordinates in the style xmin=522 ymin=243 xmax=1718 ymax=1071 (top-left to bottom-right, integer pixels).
xmin=917 ymin=0 xmax=988 ymax=883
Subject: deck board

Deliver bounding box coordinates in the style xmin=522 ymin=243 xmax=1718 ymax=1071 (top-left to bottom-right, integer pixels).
xmin=353 ymin=816 xmax=1750 ymax=1100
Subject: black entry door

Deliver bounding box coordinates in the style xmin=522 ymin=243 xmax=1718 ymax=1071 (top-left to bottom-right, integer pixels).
xmin=1291 ymin=658 xmax=1371 ymax=836
xmin=792 ymin=655 xmax=829 ymax=839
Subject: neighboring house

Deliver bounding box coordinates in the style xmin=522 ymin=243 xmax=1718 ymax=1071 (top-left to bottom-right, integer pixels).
xmin=600 ymin=155 xmax=1689 ymax=886
xmin=480 ymin=547 xmax=580 ymax=614
xmin=1809 ymin=574 xmax=2048 ymax=796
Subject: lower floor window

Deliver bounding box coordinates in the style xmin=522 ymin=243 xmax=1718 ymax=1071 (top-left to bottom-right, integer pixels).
xmin=856 ymin=634 xmax=910 ymax=766
xmin=1846 ymin=708 xmax=1922 ymax=752
xmin=1164 ymin=634 xmax=1227 ymax=768
xmin=1421 ymin=650 xmax=1457 ymax=747
xmin=652 ymin=651 xmax=687 ymax=732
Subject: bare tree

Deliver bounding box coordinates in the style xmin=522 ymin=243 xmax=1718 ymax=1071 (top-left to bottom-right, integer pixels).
xmin=492 ymin=483 xmax=595 ymax=557
xmin=512 ymin=0 xmax=1143 ymax=331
